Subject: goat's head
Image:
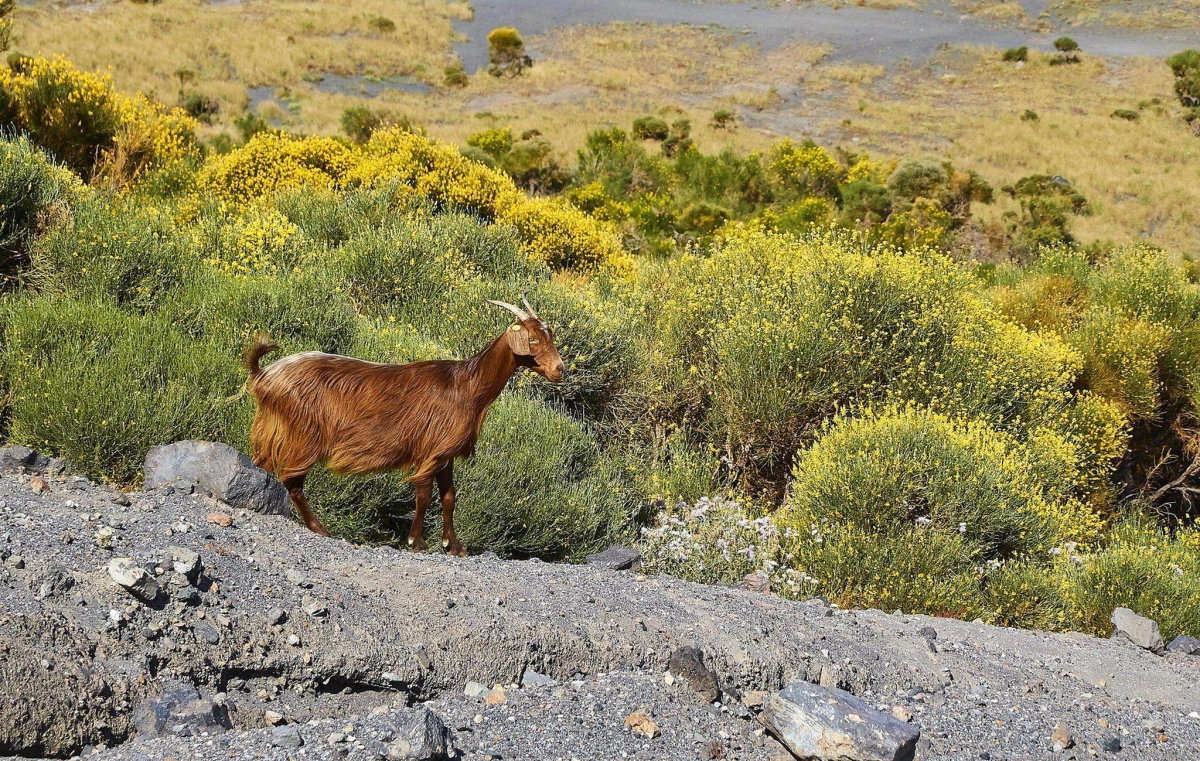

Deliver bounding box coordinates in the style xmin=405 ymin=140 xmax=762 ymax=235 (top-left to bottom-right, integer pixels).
xmin=488 ymin=296 xmax=565 ymax=382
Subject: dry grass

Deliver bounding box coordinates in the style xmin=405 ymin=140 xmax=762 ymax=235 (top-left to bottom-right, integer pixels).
xmin=844 ymin=48 xmax=1200 ymax=258
xmin=14 ymin=0 xmax=469 ymax=133
xmin=1051 ymin=0 xmax=1200 ymax=28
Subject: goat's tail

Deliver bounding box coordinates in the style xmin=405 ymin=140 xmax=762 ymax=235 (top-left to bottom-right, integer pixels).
xmin=243 ymin=332 xmax=279 ymax=384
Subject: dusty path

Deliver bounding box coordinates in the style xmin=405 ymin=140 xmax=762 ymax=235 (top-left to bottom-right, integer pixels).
xmin=453 ymin=0 xmax=1200 ymax=71
xmin=1 ymin=470 xmax=1199 ymax=759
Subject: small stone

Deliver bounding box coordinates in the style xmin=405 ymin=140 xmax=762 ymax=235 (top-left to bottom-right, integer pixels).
xmin=742 ymin=691 xmax=766 ymax=709
xmin=269 ymin=725 xmax=303 ymax=749
xmin=287 ymin=634 xmax=300 ymax=647
xmin=1143 ymin=717 xmax=1165 ymax=733
xmin=328 ymin=731 xmax=346 ymax=744
xmin=918 ymin=626 xmax=938 ymax=641
xmin=891 ymin=706 xmax=913 ymax=723
xmin=264 ymin=710 xmax=284 ymax=726
xmin=485 ymin=685 xmax=507 ymax=706
xmin=668 ymin=646 xmax=720 ymax=703
xmin=702 ymin=738 xmax=725 ymax=759
xmin=30 ymin=476 xmax=50 ymax=494
xmin=521 ymin=669 xmax=554 ymax=688
xmin=742 ymin=569 xmax=771 ymax=593
xmin=1051 ymin=722 xmax=1073 ymax=751
xmin=624 ymin=712 xmax=660 ymax=739
xmin=464 ymin=681 xmax=489 ymax=698
xmin=194 ymin=623 xmax=219 ymax=645
xmin=4 ymin=554 xmax=23 ymax=569
xmin=1166 ymin=634 xmax=1200 ymax=655
xmin=169 ymin=547 xmax=201 ymax=580
xmin=107 ymin=491 xmax=132 ymax=507
xmin=385 ymin=707 xmax=452 ymax=759
xmin=1099 ymin=734 xmax=1122 ymax=753
xmin=107 ymin=558 xmax=161 ymax=603
xmin=205 ymin=512 xmax=233 ymax=528
xmin=1098 ymin=718 xmax=1109 ymax=729
xmin=286 ymin=569 xmax=305 ymax=586
xmin=267 ymin=607 xmax=288 ymax=625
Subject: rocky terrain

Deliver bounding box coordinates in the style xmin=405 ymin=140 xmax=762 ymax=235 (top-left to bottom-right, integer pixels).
xmin=2 ymin=452 xmax=1200 ymax=760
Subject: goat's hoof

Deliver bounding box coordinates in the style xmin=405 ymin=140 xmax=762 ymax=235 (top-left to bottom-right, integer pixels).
xmin=407 ymin=537 xmax=427 ymax=553
xmin=309 ymin=523 xmax=331 ymax=537
xmin=444 ymin=540 xmax=468 ymax=558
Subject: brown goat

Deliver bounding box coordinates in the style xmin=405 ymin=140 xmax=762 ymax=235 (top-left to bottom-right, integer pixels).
xmin=243 ymin=298 xmax=564 ymax=555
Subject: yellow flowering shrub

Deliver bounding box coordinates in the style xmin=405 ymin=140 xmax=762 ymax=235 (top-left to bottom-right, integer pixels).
xmin=199 ymin=127 xmax=624 ymax=272
xmin=204 ymin=205 xmax=309 ymax=278
xmin=767 ymin=139 xmax=844 ymax=198
xmin=648 ymin=226 xmax=1111 ymax=488
xmin=0 ymin=56 xmax=198 ymax=179
xmin=201 ymin=133 xmax=356 ymax=202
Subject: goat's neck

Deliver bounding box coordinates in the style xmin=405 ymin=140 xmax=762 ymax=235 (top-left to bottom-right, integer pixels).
xmin=465 ymin=332 xmax=518 ymax=410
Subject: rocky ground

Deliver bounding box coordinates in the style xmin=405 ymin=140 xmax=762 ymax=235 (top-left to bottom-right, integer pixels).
xmin=2 ymin=464 xmax=1200 ymax=760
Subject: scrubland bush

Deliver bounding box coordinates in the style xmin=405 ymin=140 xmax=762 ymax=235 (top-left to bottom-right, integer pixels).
xmin=632 ymin=116 xmax=670 ymax=141
xmin=1002 ymin=46 xmax=1028 ymax=63
xmin=1 ymin=296 xmax=247 ymax=483
xmin=0 ymin=136 xmax=81 ymax=272
xmin=710 ymin=109 xmax=736 ymax=129
xmin=0 ymin=56 xmax=197 ymax=180
xmin=487 ymin=27 xmax=532 ymax=77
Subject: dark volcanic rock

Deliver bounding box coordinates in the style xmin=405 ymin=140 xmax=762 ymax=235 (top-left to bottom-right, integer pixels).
xmin=762 ymin=681 xmax=919 ymax=761
xmin=669 ymin=646 xmax=721 ymax=704
xmin=1167 ymin=634 xmax=1200 ymax=656
xmin=385 ymin=707 xmax=453 ymax=760
xmin=0 ymin=445 xmax=49 ymax=474
xmin=143 ymin=440 xmax=290 ymax=516
xmin=133 ymin=685 xmax=230 ymax=739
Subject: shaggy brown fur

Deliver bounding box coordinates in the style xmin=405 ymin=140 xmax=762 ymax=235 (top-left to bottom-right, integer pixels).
xmin=244 ymin=306 xmax=563 ymax=554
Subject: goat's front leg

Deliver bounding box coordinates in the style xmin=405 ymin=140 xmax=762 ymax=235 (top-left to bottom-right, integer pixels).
xmin=436 ymin=463 xmax=467 ymax=557
xmin=282 ymin=473 xmax=331 ymax=537
xmin=408 ymin=479 xmax=432 ymax=552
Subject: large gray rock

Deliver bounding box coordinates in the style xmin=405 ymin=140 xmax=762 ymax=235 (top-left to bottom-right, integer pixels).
xmin=1111 ymin=607 xmax=1165 ymax=654
xmin=385 ymin=707 xmax=453 ymax=760
xmin=144 ymin=441 xmax=290 ymax=516
xmin=0 ymin=446 xmax=49 ymax=474
xmin=585 ymin=546 xmax=642 ymax=571
xmin=762 ymin=681 xmax=919 ymax=761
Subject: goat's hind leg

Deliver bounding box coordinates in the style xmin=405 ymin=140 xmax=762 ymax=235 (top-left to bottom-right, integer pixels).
xmin=281 ymin=471 xmax=331 ymax=537
xmin=436 ymin=463 xmax=466 ymax=557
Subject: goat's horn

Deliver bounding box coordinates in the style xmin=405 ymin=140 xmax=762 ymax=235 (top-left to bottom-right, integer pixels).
xmin=487 ymin=299 xmax=529 ymax=322
xmin=521 ymin=294 xmax=539 ymax=319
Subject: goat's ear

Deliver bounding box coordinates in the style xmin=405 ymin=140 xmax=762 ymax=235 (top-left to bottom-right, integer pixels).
xmin=507 ymin=323 xmax=532 ymax=355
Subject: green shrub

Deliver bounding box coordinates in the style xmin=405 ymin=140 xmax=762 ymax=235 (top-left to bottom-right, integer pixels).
xmin=1167 ymin=50 xmax=1200 ymax=108
xmin=487 ymin=27 xmax=531 ymax=77
xmin=710 ymin=109 xmax=736 ymax=129
xmin=342 ymin=106 xmax=384 ymax=144
xmin=1111 ymin=109 xmax=1138 ymax=121
xmin=501 ymin=135 xmax=567 ymax=193
xmin=182 ymin=92 xmax=219 ymax=123
xmin=660 ymin=119 xmax=693 ymax=158
xmin=1057 ymin=520 xmax=1200 ymax=639
xmin=1002 ymin=46 xmax=1028 ymax=62
xmin=368 ymin=15 xmax=396 ymax=33
xmin=781 ymin=407 xmax=1100 ymax=563
xmin=30 ymin=195 xmax=194 ymax=310
xmin=466 ymin=127 xmax=513 ymax=158
xmin=631 ymin=116 xmax=670 ymax=141
xmin=1021 ymin=109 xmax=1038 ymax=121
xmin=233 ymin=110 xmax=270 ymax=143
xmin=453 ymin=394 xmax=634 ymax=560
xmin=1 ymin=295 xmax=247 ymax=484
xmin=443 ymin=63 xmax=469 ymax=88
xmin=0 ymin=136 xmax=81 ymax=273
xmin=1053 ymin=36 xmax=1079 ymax=53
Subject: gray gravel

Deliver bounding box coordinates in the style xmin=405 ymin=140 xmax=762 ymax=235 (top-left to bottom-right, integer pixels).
xmin=2 ymin=469 xmax=1200 ymax=760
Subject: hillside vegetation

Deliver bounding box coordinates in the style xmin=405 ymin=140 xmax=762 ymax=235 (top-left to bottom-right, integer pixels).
xmin=3 ymin=52 xmax=1200 ymax=641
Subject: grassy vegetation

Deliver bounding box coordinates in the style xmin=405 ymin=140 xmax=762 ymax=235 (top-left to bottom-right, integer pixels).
xmin=3 ymin=31 xmax=1200 ymax=639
